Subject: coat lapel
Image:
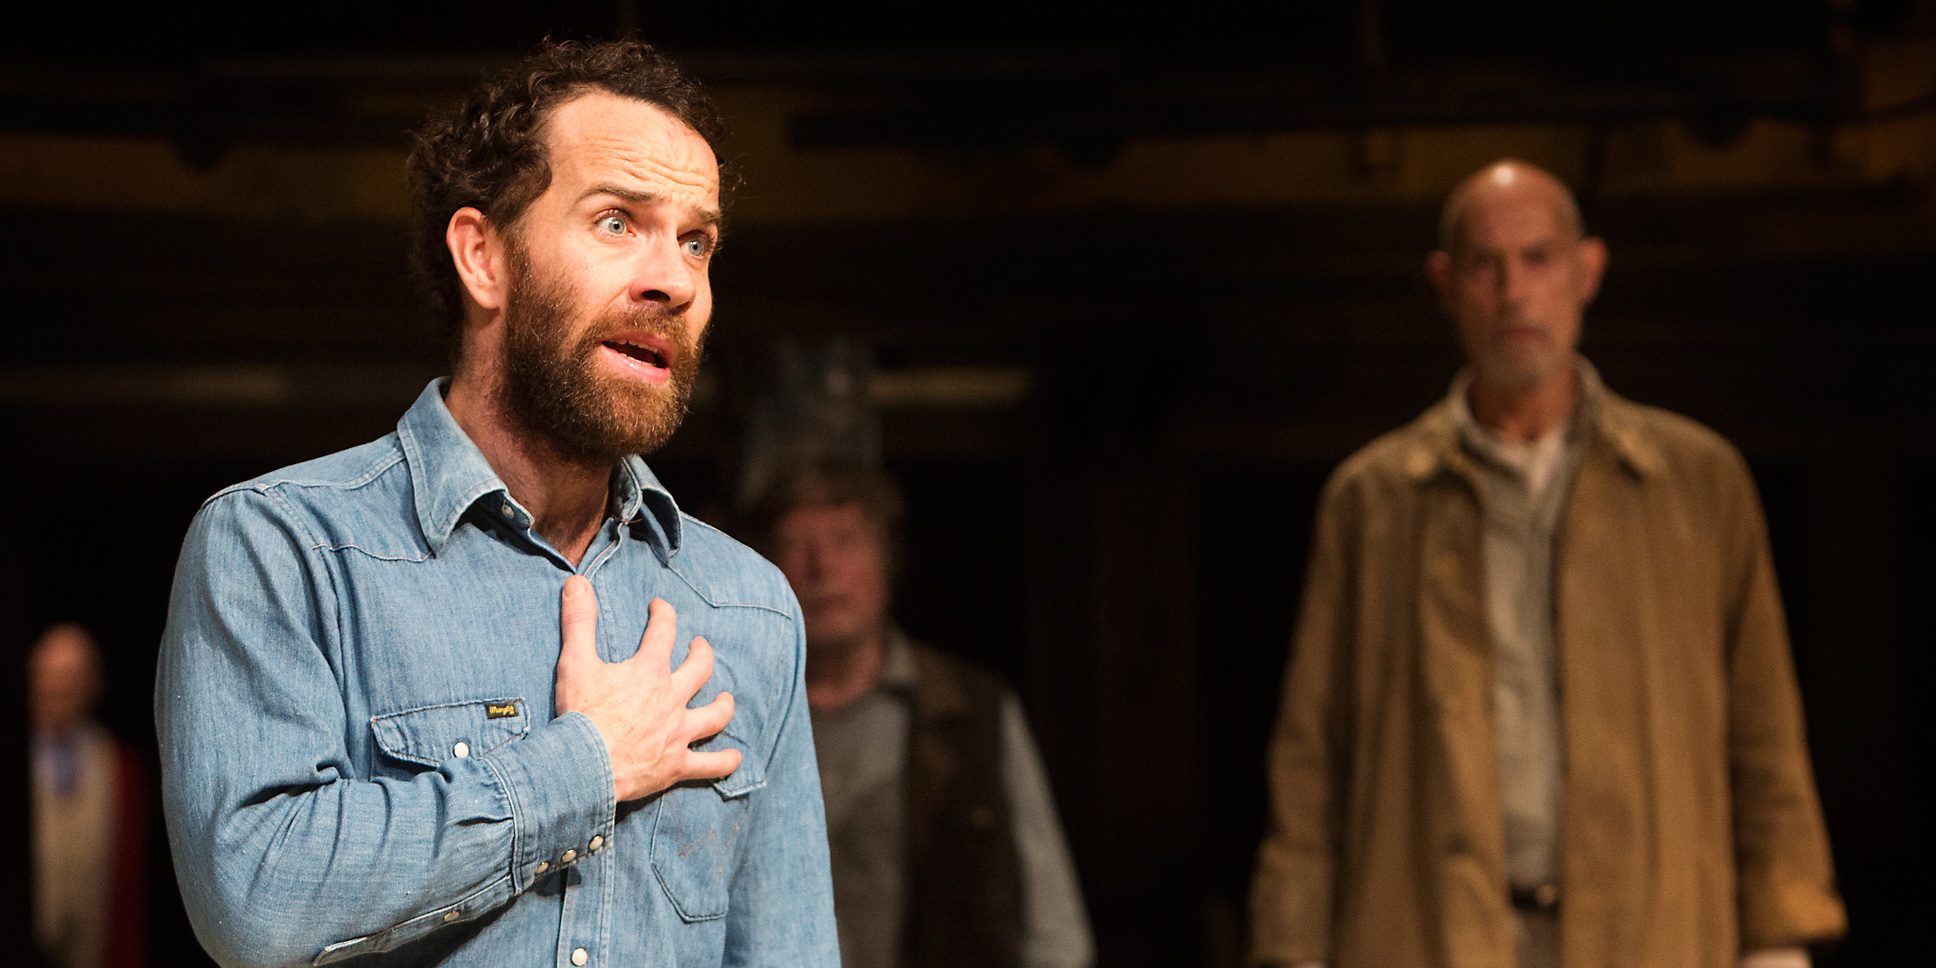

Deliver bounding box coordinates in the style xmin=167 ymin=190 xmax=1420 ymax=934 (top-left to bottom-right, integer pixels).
xmin=1409 ymin=419 xmax=1516 ymax=968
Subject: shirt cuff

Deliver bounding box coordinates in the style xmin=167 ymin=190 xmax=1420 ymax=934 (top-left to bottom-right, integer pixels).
xmin=478 ymin=711 xmax=617 ymax=890
xmin=1740 ymin=949 xmax=1810 ymax=968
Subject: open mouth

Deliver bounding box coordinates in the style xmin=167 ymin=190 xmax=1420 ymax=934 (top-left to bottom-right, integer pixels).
xmin=601 ymin=337 xmax=669 ymax=369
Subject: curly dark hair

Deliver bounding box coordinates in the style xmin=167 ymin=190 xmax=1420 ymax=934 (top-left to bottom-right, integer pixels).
xmin=406 ymin=39 xmax=728 ymax=355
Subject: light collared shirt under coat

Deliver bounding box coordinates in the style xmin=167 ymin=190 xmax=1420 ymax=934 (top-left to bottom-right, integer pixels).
xmin=1448 ymin=371 xmax=1584 ymax=895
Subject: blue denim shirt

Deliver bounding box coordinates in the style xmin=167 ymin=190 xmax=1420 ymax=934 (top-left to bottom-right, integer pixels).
xmin=157 ymin=380 xmax=839 ymax=968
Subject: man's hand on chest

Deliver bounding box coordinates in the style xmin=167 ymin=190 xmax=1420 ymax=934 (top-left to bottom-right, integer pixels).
xmin=554 ymin=575 xmax=742 ymax=801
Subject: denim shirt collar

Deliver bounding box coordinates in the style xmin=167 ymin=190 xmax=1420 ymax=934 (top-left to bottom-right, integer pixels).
xmin=394 ymin=379 xmax=685 ymax=558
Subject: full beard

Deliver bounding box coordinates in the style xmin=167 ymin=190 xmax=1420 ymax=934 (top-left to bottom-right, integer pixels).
xmin=498 ymin=251 xmax=703 ymax=469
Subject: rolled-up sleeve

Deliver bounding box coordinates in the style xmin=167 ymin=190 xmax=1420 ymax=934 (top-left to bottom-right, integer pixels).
xmin=156 ymin=488 xmax=617 ymax=968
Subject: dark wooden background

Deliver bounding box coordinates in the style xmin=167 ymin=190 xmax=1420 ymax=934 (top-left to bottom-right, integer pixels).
xmin=4 ymin=2 xmax=1933 ymax=965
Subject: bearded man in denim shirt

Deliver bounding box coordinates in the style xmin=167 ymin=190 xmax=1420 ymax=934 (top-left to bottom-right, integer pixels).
xmin=156 ymin=40 xmax=838 ymax=968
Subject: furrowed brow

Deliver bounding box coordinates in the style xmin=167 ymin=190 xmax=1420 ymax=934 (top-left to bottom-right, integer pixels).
xmin=582 ymin=184 xmax=661 ymax=207
xmin=582 ymin=184 xmax=723 ymax=230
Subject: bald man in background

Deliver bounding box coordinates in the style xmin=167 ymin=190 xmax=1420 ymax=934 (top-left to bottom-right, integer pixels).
xmin=1249 ymin=161 xmax=1845 ymax=968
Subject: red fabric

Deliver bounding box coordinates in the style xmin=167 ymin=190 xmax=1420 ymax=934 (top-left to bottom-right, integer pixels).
xmin=103 ymin=741 xmax=147 ymax=968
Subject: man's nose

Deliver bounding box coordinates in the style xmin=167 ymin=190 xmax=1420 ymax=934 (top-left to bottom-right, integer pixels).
xmin=627 ymin=236 xmax=697 ymax=312
xmin=1495 ymin=256 xmax=1529 ymax=307
xmin=804 ymin=540 xmax=834 ymax=575
xmin=783 ymin=543 xmax=825 ymax=581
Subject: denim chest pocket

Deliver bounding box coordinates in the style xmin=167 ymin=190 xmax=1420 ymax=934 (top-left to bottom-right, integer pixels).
xmin=370 ymin=698 xmax=530 ymax=768
xmin=651 ymin=728 xmax=766 ymax=921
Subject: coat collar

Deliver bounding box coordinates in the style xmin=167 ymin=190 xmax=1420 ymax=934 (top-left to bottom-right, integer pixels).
xmin=1404 ymin=357 xmax=1661 ymax=484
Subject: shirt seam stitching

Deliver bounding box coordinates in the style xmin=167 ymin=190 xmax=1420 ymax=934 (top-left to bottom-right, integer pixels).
xmin=312 ymin=542 xmax=434 ymax=563
xmin=201 ymin=448 xmax=405 ymax=511
xmin=664 ymin=561 xmax=796 ymax=618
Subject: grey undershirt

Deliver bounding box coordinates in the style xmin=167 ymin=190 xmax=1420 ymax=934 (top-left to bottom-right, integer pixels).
xmin=810 ymin=631 xmax=1095 ymax=968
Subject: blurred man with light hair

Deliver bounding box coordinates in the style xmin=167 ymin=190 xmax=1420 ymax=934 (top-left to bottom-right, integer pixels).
xmin=746 ymin=463 xmax=1093 ymax=968
xmin=1249 ymin=160 xmax=1845 ymax=968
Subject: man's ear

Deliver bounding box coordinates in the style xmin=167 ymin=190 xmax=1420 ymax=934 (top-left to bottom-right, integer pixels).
xmin=447 ymin=207 xmax=509 ymax=313
xmin=1575 ymin=235 xmax=1609 ymax=305
xmin=1425 ymin=249 xmax=1454 ymax=314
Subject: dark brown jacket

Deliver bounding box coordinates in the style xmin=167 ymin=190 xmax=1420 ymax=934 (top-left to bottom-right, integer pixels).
xmin=903 ymin=642 xmax=1025 ymax=968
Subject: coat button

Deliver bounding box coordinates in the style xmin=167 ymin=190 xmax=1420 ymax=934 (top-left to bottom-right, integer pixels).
xmin=562 ymin=848 xmax=577 ymax=863
xmin=442 ymin=909 xmax=460 ymax=922
xmin=572 ymin=948 xmax=589 ymax=966
xmin=535 ymin=861 xmax=548 ymax=875
xmin=452 ymin=742 xmax=470 ymax=759
xmin=589 ymin=835 xmax=604 ymax=852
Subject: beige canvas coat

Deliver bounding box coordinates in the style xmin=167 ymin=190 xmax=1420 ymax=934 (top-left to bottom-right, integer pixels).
xmin=1250 ymin=384 xmax=1845 ymax=968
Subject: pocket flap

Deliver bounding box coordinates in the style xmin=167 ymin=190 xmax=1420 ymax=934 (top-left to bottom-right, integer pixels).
xmin=371 ymin=698 xmax=530 ymax=768
xmin=684 ymin=655 xmax=768 ymax=798
xmin=697 ymin=726 xmax=765 ymax=798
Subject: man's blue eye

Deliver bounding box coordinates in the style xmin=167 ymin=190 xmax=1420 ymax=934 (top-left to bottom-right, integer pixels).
xmin=683 ymin=237 xmax=710 ymax=257
xmin=599 ymin=216 xmax=626 ymax=234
